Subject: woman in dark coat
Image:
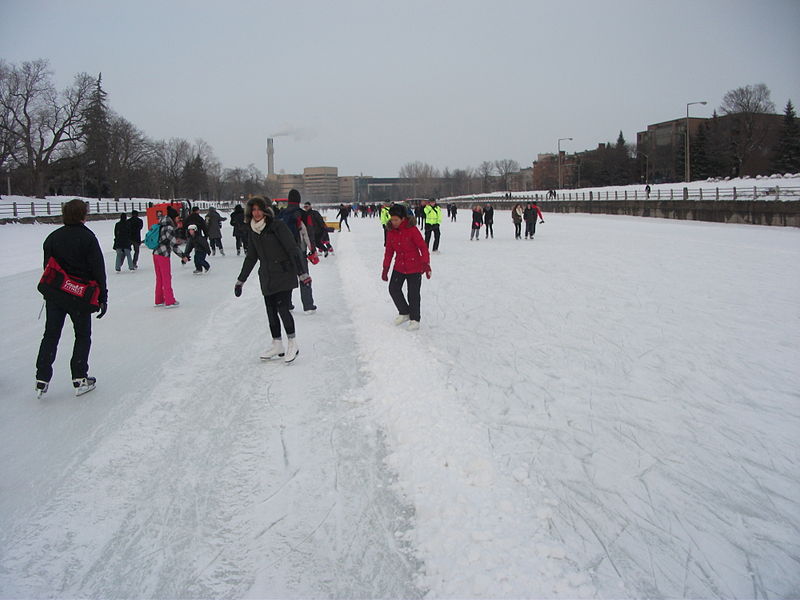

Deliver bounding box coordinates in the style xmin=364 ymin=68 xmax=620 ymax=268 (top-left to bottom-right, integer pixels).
xmin=234 ymin=197 xmax=309 ymax=363
xmin=229 ymin=204 xmax=248 ymax=255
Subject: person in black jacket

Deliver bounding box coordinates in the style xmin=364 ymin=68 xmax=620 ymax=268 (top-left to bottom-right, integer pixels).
xmin=113 ymin=213 xmax=135 ymax=272
xmin=235 ymin=197 xmax=310 ymax=363
xmin=183 ymin=206 xmax=209 ymax=237
xmin=229 ymin=204 xmax=248 ymax=255
xmin=128 ymin=209 xmax=144 ymax=268
xmin=483 ymin=204 xmax=494 ymax=239
xmin=303 ymin=201 xmax=334 ymax=256
xmin=35 ymin=199 xmax=108 ymax=398
xmin=181 ymin=224 xmax=212 ymax=273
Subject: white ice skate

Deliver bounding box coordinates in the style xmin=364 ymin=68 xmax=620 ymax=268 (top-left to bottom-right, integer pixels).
xmin=284 ymin=338 xmax=299 ymax=363
xmin=35 ymin=380 xmax=49 ymax=399
xmin=73 ymin=377 xmax=96 ymax=397
xmin=260 ymin=339 xmax=285 ymax=360
xmin=407 ymin=320 xmax=420 ymax=331
xmin=394 ymin=314 xmax=410 ymax=326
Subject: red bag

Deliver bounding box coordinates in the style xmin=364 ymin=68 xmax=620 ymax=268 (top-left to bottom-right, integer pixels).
xmin=38 ymin=257 xmax=101 ymax=313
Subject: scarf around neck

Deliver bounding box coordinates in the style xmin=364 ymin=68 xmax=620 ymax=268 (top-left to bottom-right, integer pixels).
xmin=250 ymin=218 xmax=267 ymax=234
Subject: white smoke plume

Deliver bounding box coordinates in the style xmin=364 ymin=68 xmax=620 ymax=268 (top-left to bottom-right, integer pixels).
xmin=269 ymin=125 xmax=316 ymax=142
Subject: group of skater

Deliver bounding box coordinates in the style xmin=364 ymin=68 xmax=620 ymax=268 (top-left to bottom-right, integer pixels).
xmin=33 ymin=192 xmax=544 ymax=395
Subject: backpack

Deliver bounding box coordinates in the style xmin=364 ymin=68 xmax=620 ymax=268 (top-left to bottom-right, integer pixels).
xmin=144 ymin=223 xmax=161 ymax=250
xmin=278 ymin=207 xmax=301 ymax=242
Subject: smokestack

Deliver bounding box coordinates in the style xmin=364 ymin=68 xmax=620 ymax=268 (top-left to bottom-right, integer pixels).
xmin=267 ymin=138 xmax=275 ymax=177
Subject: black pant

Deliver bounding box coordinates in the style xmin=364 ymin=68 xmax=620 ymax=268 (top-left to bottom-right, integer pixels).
xmin=388 ymin=271 xmax=422 ymax=322
xmin=210 ymin=237 xmax=224 ymax=251
xmin=424 ymin=224 xmax=441 ymax=251
xmin=339 ymin=216 xmax=350 ymax=231
xmin=514 ymin=222 xmax=522 ymax=238
xmin=525 ymin=220 xmax=536 ymax=237
xmin=264 ymin=290 xmax=295 ymax=339
xmin=36 ymin=301 xmax=92 ymax=382
xmin=485 ymin=223 xmax=493 ymax=238
xmin=234 ymin=234 xmax=247 ymax=253
xmin=132 ymin=242 xmax=141 ymax=267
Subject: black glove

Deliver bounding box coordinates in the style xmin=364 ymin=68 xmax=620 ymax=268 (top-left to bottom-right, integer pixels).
xmin=234 ymin=282 xmax=243 ymax=297
xmin=96 ymin=302 xmax=108 ymax=319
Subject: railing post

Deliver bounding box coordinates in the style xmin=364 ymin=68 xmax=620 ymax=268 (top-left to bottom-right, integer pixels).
xmin=31 ymin=202 xmax=35 ymax=216
xmin=624 ymin=190 xmax=627 ymax=201
xmin=106 ymin=202 xmax=110 ymax=213
xmin=13 ymin=202 xmax=17 ymax=217
xmin=657 ymin=189 xmax=660 ymax=200
xmin=47 ymin=201 xmax=51 ymax=215
xmin=753 ymin=186 xmax=757 ymax=200
xmin=775 ymin=186 xmax=780 ymax=200
xmin=716 ymin=188 xmax=719 ymax=200
xmin=733 ymin=187 xmax=737 ymax=200
xmin=634 ymin=190 xmax=637 ymax=201
xmin=699 ymin=188 xmax=703 ymax=200
xmin=670 ymin=189 xmax=673 ymax=200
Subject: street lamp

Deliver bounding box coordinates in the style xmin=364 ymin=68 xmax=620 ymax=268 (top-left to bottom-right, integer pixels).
xmin=685 ymin=101 xmax=707 ymax=182
xmin=557 ymin=137 xmax=572 ymax=189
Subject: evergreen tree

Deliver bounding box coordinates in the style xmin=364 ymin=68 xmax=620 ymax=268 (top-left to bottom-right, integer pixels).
xmin=772 ymin=100 xmax=800 ymax=174
xmin=81 ymin=74 xmax=111 ymax=198
xmin=180 ymin=154 xmax=207 ymax=199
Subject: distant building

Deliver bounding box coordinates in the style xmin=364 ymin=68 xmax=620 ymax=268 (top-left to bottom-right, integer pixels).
xmin=533 ymin=152 xmax=577 ymax=190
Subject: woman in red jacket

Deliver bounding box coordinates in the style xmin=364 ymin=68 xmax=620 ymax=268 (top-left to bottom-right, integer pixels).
xmin=381 ymin=204 xmax=431 ymax=331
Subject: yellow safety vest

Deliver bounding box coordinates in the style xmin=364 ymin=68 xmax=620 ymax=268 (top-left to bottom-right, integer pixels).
xmin=424 ymin=204 xmax=442 ymax=225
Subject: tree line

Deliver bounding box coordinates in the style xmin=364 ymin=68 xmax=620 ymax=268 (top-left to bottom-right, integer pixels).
xmin=0 ymin=59 xmax=267 ymax=200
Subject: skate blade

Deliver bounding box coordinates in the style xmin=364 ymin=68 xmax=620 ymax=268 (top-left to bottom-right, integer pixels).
xmin=75 ymin=385 xmax=96 ymax=397
xmin=259 ymin=353 xmax=285 ymax=361
xmin=284 ymin=350 xmax=299 ymax=364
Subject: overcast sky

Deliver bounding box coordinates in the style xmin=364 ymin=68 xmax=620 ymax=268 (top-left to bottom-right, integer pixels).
xmin=2 ymin=0 xmax=798 ymax=178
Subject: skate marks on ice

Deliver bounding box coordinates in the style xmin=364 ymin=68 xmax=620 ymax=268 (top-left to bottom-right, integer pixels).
xmin=0 ymin=271 xmax=420 ymax=599
xmin=335 ymin=226 xmax=596 ymax=598
xmin=336 ymin=215 xmax=800 ymax=598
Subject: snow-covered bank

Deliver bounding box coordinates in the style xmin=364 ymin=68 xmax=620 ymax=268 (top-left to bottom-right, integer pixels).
xmin=1 ymin=212 xmax=799 ymax=598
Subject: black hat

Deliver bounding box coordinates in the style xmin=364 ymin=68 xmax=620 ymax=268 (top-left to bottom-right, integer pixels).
xmin=288 ymin=189 xmax=301 ymax=205
xmin=166 ymin=206 xmax=178 ymax=219
xmin=388 ymin=204 xmax=407 ymax=218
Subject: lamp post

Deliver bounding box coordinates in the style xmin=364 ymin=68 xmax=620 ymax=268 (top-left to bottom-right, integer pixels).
xmin=557 ymin=137 xmax=572 ymax=189
xmin=685 ymin=101 xmax=707 ymax=182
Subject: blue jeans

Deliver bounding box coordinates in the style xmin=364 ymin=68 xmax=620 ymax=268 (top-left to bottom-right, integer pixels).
xmin=115 ymin=248 xmax=133 ymax=271
xmin=194 ymin=249 xmax=210 ymax=271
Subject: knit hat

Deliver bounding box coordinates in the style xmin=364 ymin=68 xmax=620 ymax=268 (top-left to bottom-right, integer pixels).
xmin=288 ymin=189 xmax=301 ymax=205
xmin=388 ymin=204 xmax=407 ymax=219
xmin=187 ymin=224 xmax=197 ymax=231
xmin=166 ymin=206 xmax=178 ymax=219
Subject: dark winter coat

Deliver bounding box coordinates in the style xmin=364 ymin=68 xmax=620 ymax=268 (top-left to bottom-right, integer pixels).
xmin=42 ymin=224 xmax=108 ymax=304
xmin=184 ymin=212 xmax=209 ymax=237
xmin=128 ymin=215 xmax=144 ymax=244
xmin=205 ymin=207 xmax=226 ymax=239
xmin=383 ymin=218 xmax=430 ymax=275
xmin=238 ymin=210 xmax=304 ymax=296
xmin=483 ymin=206 xmax=494 ymax=224
xmin=230 ymin=206 xmax=246 ymax=237
xmin=524 ymin=205 xmax=544 ymax=222
xmin=183 ymin=232 xmax=211 ymax=257
xmin=471 ymin=210 xmax=483 ymax=228
xmin=113 ymin=218 xmax=132 ymax=250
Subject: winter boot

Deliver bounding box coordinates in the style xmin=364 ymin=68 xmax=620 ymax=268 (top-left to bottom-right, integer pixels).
xmin=220 ymin=249 xmax=225 ymax=256
xmin=407 ymin=320 xmax=420 ymax=331
xmin=73 ymin=376 xmax=96 ymax=397
xmin=394 ymin=314 xmax=410 ymax=326
xmin=260 ymin=339 xmax=285 ymax=360
xmin=35 ymin=380 xmax=49 ymax=399
xmin=284 ymin=337 xmax=299 ymax=363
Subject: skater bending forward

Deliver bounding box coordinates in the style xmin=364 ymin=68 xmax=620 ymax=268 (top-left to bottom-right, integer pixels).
xmin=382 ymin=204 xmax=431 ymax=331
xmin=234 ymin=197 xmax=310 ymax=363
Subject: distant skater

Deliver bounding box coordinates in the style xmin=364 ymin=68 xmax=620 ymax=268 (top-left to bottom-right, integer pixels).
xmin=470 ymin=205 xmax=483 ymax=240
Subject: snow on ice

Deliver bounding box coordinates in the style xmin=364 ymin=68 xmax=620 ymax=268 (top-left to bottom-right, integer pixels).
xmin=0 ymin=204 xmax=798 ymax=599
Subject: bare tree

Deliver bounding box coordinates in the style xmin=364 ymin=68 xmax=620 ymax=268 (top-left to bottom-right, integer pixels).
xmin=494 ymin=159 xmax=520 ymax=191
xmin=153 ymin=137 xmax=191 ymax=199
xmin=399 ymin=161 xmax=440 ymax=197
xmin=0 ymin=59 xmax=93 ymax=197
xmin=108 ymin=114 xmax=151 ymax=199
xmin=477 ymin=161 xmax=495 ymax=193
xmin=720 ymin=83 xmax=777 ymax=175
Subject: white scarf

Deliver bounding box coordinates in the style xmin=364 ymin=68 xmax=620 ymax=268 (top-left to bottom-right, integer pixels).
xmin=250 ymin=218 xmax=267 ymax=234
